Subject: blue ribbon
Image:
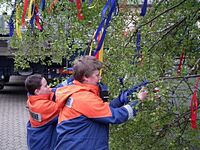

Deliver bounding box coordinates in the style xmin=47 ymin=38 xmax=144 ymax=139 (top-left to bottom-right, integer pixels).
xmin=93 ymin=0 xmax=117 ymax=56
xmin=136 ymin=30 xmax=141 ymax=53
xmin=135 ymin=0 xmax=148 ymax=53
xmin=101 ymin=0 xmax=110 ymax=21
xmin=88 ymin=0 xmax=93 ymax=7
xmin=140 ymin=0 xmax=148 ymax=17
xmin=8 ymin=0 xmax=17 ymax=37
xmin=40 ymin=0 xmax=45 ymax=11
xmin=30 ymin=15 xmax=35 ymax=32
xmin=119 ymin=77 xmax=124 ymax=86
xmin=29 ymin=3 xmax=37 ymax=32
xmin=93 ymin=28 xmax=106 ymax=56
xmin=30 ymin=4 xmax=36 ymax=33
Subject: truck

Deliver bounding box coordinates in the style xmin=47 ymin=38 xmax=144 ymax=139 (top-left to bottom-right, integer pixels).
xmin=0 ymin=34 xmax=14 ymax=89
xmin=0 ymin=33 xmax=73 ymax=90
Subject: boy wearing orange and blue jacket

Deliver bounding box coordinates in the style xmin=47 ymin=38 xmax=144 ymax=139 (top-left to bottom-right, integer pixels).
xmin=55 ymin=56 xmax=148 ymax=150
xmin=25 ymin=74 xmax=60 ymax=150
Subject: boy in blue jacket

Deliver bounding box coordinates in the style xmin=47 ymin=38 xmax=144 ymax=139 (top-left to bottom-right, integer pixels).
xmin=25 ymin=74 xmax=60 ymax=150
xmin=55 ymin=56 xmax=148 ymax=150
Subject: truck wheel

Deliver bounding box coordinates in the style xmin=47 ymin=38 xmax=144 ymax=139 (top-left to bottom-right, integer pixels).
xmin=4 ymin=76 xmax=10 ymax=82
xmin=0 ymin=84 xmax=4 ymax=90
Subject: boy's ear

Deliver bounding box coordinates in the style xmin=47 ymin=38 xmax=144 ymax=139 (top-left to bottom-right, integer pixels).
xmin=83 ymin=76 xmax=89 ymax=82
xmin=34 ymin=89 xmax=40 ymax=95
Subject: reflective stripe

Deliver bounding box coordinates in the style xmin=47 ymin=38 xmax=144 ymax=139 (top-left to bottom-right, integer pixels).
xmin=29 ymin=110 xmax=42 ymax=122
xmin=65 ymin=97 xmax=73 ymax=108
xmin=123 ymin=104 xmax=133 ymax=120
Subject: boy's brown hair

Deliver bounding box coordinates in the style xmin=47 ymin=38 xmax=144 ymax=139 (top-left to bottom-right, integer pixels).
xmin=25 ymin=74 xmax=43 ymax=95
xmin=73 ymin=55 xmax=103 ymax=82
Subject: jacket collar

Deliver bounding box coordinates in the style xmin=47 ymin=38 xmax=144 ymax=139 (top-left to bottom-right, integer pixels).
xmin=28 ymin=93 xmax=51 ymax=102
xmin=73 ymin=80 xmax=99 ymax=95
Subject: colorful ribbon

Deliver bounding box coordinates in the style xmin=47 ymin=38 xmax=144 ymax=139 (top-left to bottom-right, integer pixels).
xmin=8 ymin=0 xmax=17 ymax=37
xmin=21 ymin=0 xmax=29 ymax=27
xmin=136 ymin=29 xmax=141 ymax=53
xmin=140 ymin=0 xmax=148 ymax=17
xmin=95 ymin=32 xmax=104 ymax=62
xmin=29 ymin=14 xmax=35 ymax=32
xmin=177 ymin=48 xmax=185 ymax=75
xmin=35 ymin=4 xmax=43 ymax=31
xmin=76 ymin=0 xmax=84 ymax=20
xmin=93 ymin=0 xmax=117 ymax=56
xmin=39 ymin=0 xmax=45 ymax=12
xmin=89 ymin=31 xmax=104 ymax=60
xmin=16 ymin=4 xmax=22 ymax=39
xmin=28 ymin=0 xmax=35 ymax=20
xmin=136 ymin=0 xmax=148 ymax=53
xmin=89 ymin=30 xmax=104 ymax=75
xmin=190 ymin=77 xmax=200 ymax=129
xmin=95 ymin=32 xmax=104 ymax=76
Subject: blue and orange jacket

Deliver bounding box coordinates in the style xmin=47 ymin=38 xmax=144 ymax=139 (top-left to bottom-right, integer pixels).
xmin=26 ymin=93 xmax=60 ymax=150
xmin=27 ymin=93 xmax=59 ymax=127
xmin=55 ymin=80 xmax=134 ymax=150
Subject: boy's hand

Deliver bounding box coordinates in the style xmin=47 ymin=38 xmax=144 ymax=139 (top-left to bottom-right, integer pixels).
xmin=137 ymin=87 xmax=148 ymax=101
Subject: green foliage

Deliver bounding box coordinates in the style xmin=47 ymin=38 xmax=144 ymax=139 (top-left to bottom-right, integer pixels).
xmin=8 ymin=0 xmax=106 ymax=69
xmin=106 ymin=0 xmax=200 ymax=149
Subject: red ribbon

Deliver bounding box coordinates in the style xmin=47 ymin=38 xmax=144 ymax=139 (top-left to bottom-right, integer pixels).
xmin=177 ymin=48 xmax=185 ymax=74
xmin=21 ymin=0 xmax=29 ymax=27
xmin=95 ymin=33 xmax=101 ymax=59
xmin=190 ymin=77 xmax=200 ymax=129
xmin=76 ymin=0 xmax=84 ymax=20
xmin=35 ymin=5 xmax=42 ymax=31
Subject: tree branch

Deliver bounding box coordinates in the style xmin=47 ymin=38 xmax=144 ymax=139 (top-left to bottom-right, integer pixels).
xmin=138 ymin=0 xmax=187 ymax=28
xmin=189 ymin=58 xmax=200 ymax=75
xmin=125 ymin=0 xmax=187 ymax=48
xmin=147 ymin=17 xmax=186 ymax=52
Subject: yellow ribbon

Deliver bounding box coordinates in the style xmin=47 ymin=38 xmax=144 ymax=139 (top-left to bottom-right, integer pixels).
xmin=97 ymin=33 xmax=104 ymax=62
xmin=16 ymin=4 xmax=22 ymax=39
xmin=28 ymin=0 xmax=35 ymax=20
xmin=89 ymin=30 xmax=96 ymax=56
xmin=89 ymin=30 xmax=104 ymax=58
xmin=98 ymin=36 xmax=104 ymax=76
xmin=89 ymin=30 xmax=104 ymax=75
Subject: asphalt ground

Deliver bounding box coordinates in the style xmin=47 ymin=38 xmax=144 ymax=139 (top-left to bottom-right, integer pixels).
xmin=0 ymin=76 xmax=28 ymax=150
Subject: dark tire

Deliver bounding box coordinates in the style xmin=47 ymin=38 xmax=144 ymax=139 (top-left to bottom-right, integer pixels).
xmin=0 ymin=84 xmax=4 ymax=90
xmin=4 ymin=76 xmax=10 ymax=82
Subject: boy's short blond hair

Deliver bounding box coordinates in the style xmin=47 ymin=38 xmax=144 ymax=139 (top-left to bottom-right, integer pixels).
xmin=73 ymin=56 xmax=103 ymax=82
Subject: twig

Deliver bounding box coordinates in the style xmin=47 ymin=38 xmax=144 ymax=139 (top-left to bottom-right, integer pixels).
xmin=189 ymin=58 xmax=200 ymax=75
xmin=149 ymin=74 xmax=200 ymax=84
xmin=138 ymin=0 xmax=187 ymax=28
xmin=125 ymin=0 xmax=187 ymax=48
xmin=183 ymin=79 xmax=194 ymax=94
xmin=147 ymin=17 xmax=186 ymax=52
